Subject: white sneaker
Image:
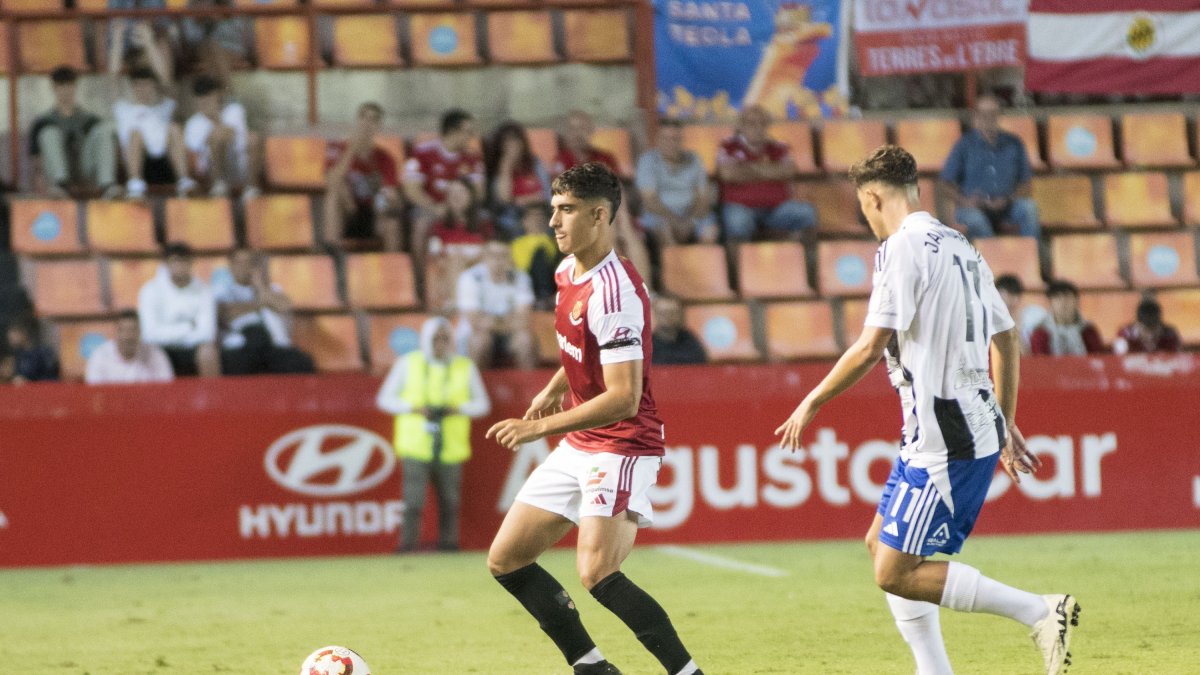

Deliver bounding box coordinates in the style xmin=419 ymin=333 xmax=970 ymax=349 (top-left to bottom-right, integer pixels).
xmin=1030 ymin=594 xmax=1080 ymax=674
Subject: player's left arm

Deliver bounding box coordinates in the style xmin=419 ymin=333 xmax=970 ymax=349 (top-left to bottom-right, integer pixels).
xmin=991 ymin=326 xmax=1039 ymax=483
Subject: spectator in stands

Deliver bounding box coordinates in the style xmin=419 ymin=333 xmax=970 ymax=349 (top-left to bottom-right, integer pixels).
xmin=636 ymin=118 xmax=718 ymax=247
xmin=485 ymin=120 xmax=551 ymax=240
xmin=994 ymin=273 xmax=1047 ymax=355
xmin=716 ymin=105 xmax=817 ymax=247
xmin=112 ymin=65 xmax=194 ymax=200
xmin=429 ymin=178 xmax=493 ymax=255
xmin=213 ymin=248 xmax=315 ymax=375
xmin=1030 ymin=280 xmax=1104 ymax=356
xmin=938 ymin=93 xmax=1040 ymax=239
xmin=183 ymin=76 xmax=262 ymax=199
xmin=1113 ymin=297 xmax=1181 ymax=355
xmin=455 ymin=241 xmax=537 ymax=370
xmin=5 ymin=315 xmax=59 ymax=382
xmin=138 ymin=243 xmax=221 ymax=376
xmin=323 ymin=102 xmax=403 ymax=251
xmin=509 ymin=202 xmax=558 ymax=310
xmin=30 ymin=66 xmax=120 ymax=199
xmin=107 ymin=13 xmax=175 ymax=84
xmin=650 ymin=294 xmax=706 ymax=365
xmin=180 ymin=0 xmax=252 ymax=86
xmin=85 ymin=310 xmax=175 ymax=384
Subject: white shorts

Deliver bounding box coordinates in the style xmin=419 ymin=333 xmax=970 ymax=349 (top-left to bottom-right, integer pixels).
xmin=514 ymin=443 xmax=661 ymax=528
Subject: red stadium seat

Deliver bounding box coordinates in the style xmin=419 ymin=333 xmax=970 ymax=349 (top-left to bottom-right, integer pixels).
xmin=737 ymin=242 xmax=815 ymax=299
xmin=1102 ymin=172 xmax=1176 ymax=229
xmin=1127 ymin=231 xmax=1200 ymax=289
xmin=817 ymin=240 xmax=878 ymax=297
xmin=563 ymin=9 xmax=632 ymax=62
xmin=290 ymin=314 xmax=364 ymax=372
xmin=1032 ymin=175 xmax=1100 ymax=230
xmin=364 ymin=312 xmax=428 ymax=374
xmin=487 ymin=11 xmax=557 ymax=65
xmin=410 ymin=13 xmax=481 ymax=66
xmin=31 ymin=258 xmax=106 ymax=317
xmin=10 ymin=199 xmax=82 ymax=256
xmin=1046 ymin=113 xmax=1119 ymax=170
xmin=893 ymin=117 xmax=961 ymax=174
xmin=267 ymin=255 xmax=341 ymax=311
xmin=345 ymin=252 xmax=419 ymax=310
xmin=331 ymin=15 xmax=402 ymax=67
xmin=661 ymin=245 xmax=735 ymax=301
xmin=973 ymin=236 xmax=1045 ymax=293
xmin=164 ymin=198 xmax=236 ymax=252
xmin=684 ymin=302 xmax=758 ymax=362
xmin=819 ymin=119 xmax=888 ymax=174
xmin=998 ymin=114 xmax=1046 ymax=172
xmin=86 ymin=201 xmax=157 ymax=254
xmin=1120 ymin=112 xmax=1193 ymax=169
xmin=245 ymin=194 xmax=316 ymax=251
xmin=1049 ymin=233 xmax=1125 ymax=290
xmin=764 ymin=300 xmax=838 ymax=360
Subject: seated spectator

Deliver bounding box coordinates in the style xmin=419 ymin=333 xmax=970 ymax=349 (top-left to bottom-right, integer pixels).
xmin=5 ymin=315 xmax=59 ymax=382
xmin=1030 ymin=280 xmax=1104 ymax=356
xmin=1113 ymin=297 xmax=1181 ymax=355
xmin=113 ymin=66 xmax=194 ymax=199
xmin=213 ymin=248 xmax=315 ymax=375
xmin=323 ymin=102 xmax=403 ymax=251
xmin=717 ymin=105 xmax=816 ymax=247
xmin=183 ymin=76 xmax=261 ymax=198
xmin=636 ymin=119 xmax=718 ymax=247
xmin=137 ymin=243 xmax=221 ymax=376
xmin=84 ymin=310 xmax=175 ymax=384
xmin=455 ymin=241 xmax=536 ymax=370
xmin=938 ymin=93 xmax=1040 ymax=239
xmin=650 ymin=295 xmax=706 ymax=365
xmin=509 ymin=202 xmax=558 ymax=310
xmin=485 ymin=120 xmax=551 ymax=239
xmin=30 ymin=66 xmax=120 ymax=199
xmin=180 ymin=0 xmax=252 ymax=85
xmin=429 ymin=179 xmax=494 ymax=256
xmin=994 ymin=273 xmax=1047 ymax=355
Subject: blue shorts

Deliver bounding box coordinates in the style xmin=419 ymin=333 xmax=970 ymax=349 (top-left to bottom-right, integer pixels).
xmin=876 ymin=454 xmax=999 ymax=556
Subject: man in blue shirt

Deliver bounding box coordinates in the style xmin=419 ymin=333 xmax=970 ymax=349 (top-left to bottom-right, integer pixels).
xmin=937 ymin=94 xmax=1040 ymax=239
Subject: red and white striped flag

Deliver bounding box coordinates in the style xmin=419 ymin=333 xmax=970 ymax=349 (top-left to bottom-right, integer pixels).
xmin=1026 ymin=1 xmax=1200 ymax=94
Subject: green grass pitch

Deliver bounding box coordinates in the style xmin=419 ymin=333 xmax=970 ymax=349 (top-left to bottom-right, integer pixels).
xmin=3 ymin=530 xmax=1198 ymax=673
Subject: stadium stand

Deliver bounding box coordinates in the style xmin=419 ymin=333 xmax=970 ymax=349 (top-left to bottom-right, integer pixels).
xmin=661 ymin=244 xmax=735 ymax=301
xmin=1120 ymin=112 xmax=1193 ymax=169
xmin=526 ymin=127 xmax=560 ymax=170
xmin=772 ymin=122 xmax=819 ymax=176
xmin=1046 ymin=113 xmax=1120 ymax=170
xmin=409 ymin=13 xmax=482 ymax=66
xmin=107 ymin=257 xmax=160 ymax=311
xmin=1182 ymin=171 xmax=1200 ymax=226
xmin=530 ymin=310 xmax=559 ymax=366
xmin=18 ymin=21 xmax=86 ymax=73
xmin=1102 ymin=172 xmax=1176 ymax=228
xmin=563 ymin=9 xmax=632 ymax=62
xmin=819 ymin=119 xmax=888 ymax=173
xmin=1156 ymin=288 xmax=1200 ymax=347
xmin=817 ymin=240 xmax=877 ymax=297
xmin=85 ymin=201 xmax=157 ymax=255
xmin=1078 ymin=290 xmax=1143 ymax=348
xmin=974 ymin=237 xmax=1045 ymax=292
xmin=684 ymin=302 xmax=758 ymax=362
xmin=487 ymin=11 xmax=558 ymax=65
xmin=10 ymin=199 xmax=82 ymax=256
xmin=54 ymin=320 xmax=114 ymax=381
xmin=265 ymin=136 xmax=328 ymax=191
xmin=245 ymin=195 xmax=317 ymax=251
xmin=164 ymin=198 xmax=236 ymax=253
xmin=331 ymin=15 xmax=402 ymax=67
xmin=892 ymin=117 xmax=961 ymax=173
xmin=344 ymin=252 xmax=420 ymax=310
xmin=839 ymin=298 xmax=869 ymax=348
xmin=255 ymin=16 xmax=312 ymax=70
xmin=364 ymin=311 xmax=427 ymax=374
xmin=3 ymin=0 xmax=62 ymax=12
xmin=267 ymin=255 xmax=341 ymax=311
xmin=590 ymin=127 xmax=635 ymax=178
xmin=30 ymin=258 xmax=106 ymax=317
xmin=764 ymin=300 xmax=838 ymax=360
xmin=682 ymin=124 xmax=734 ymax=175
xmin=798 ymin=179 xmax=866 ymax=238
xmin=290 ymin=314 xmax=364 ymax=372
xmin=1127 ymin=231 xmax=1200 ymax=289
xmin=1050 ymin=233 xmax=1125 ymax=290
xmin=736 ymin=242 xmax=815 ymax=299
xmin=1033 ymin=175 xmax=1100 ymax=229
xmin=997 ymin=113 xmax=1047 ymax=172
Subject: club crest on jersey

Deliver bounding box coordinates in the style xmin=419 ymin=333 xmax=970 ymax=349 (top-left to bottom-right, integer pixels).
xmin=569 ymin=300 xmax=584 ymax=326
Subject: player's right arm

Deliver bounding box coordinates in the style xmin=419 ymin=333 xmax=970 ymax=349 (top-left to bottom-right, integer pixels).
xmin=524 ymin=367 xmax=568 ymax=420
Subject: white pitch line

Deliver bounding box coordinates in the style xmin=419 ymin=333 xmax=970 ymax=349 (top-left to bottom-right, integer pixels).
xmin=655 ymin=545 xmax=788 ymax=578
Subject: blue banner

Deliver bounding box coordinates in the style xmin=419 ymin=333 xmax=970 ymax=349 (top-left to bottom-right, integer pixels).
xmin=654 ymin=0 xmax=845 ymax=121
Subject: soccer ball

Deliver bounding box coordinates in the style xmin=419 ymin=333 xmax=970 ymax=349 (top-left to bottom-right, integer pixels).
xmin=300 ymin=645 xmax=371 ymax=675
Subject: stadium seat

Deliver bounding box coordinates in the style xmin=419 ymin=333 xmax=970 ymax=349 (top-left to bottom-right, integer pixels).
xmin=591 ymin=127 xmax=634 ymax=178
xmin=290 ymin=314 xmax=363 ymax=372
xmin=819 ymin=119 xmax=888 ymax=173
xmin=839 ymin=298 xmax=869 ymax=348
xmin=530 ymin=310 xmax=559 ymax=366
xmin=410 ymin=13 xmax=481 ymax=66
xmin=487 ymin=11 xmax=557 ymax=65
xmin=1049 ymin=233 xmax=1125 ymax=290
xmin=1156 ymin=288 xmax=1200 ymax=347
xmin=817 ymin=240 xmax=878 ymax=297
xmin=85 ymin=201 xmax=157 ymax=254
xmin=107 ymin=257 xmax=161 ymax=311
xmin=234 ymin=0 xmax=296 ymax=5
xmin=526 ymin=127 xmax=559 ymax=171
xmin=164 ymin=198 xmax=236 ymax=252
xmin=345 ymin=252 xmax=419 ymax=310
xmin=312 ymin=0 xmax=372 ymax=6
xmin=763 ymin=300 xmax=838 ymax=360
xmin=245 ymin=194 xmax=316 ymax=251
xmin=31 ymin=258 xmax=106 ymax=317
xmin=265 ymin=136 xmax=328 ymax=190
xmin=892 ymin=117 xmax=961 ymax=173
xmin=796 ymin=179 xmax=867 ymax=238
xmin=684 ymin=303 xmax=758 ymax=362
xmin=18 ymin=21 xmax=86 ymax=73
xmin=1046 ymin=113 xmax=1119 ymax=170
xmin=0 ymin=23 xmax=9 ymax=74
xmin=737 ymin=242 xmax=815 ymax=299
xmin=1032 ymin=175 xmax=1100 ymax=229
xmin=563 ymin=9 xmax=632 ymax=62
xmin=682 ymin=124 xmax=733 ymax=175
xmin=773 ymin=122 xmax=819 ymax=176
xmin=916 ymin=177 xmax=937 ymax=215
xmin=3 ymin=0 xmax=61 ymax=11
xmin=1181 ymin=171 xmax=1200 ymax=226
xmin=1102 ymin=172 xmax=1176 ymax=228
xmin=973 ymin=236 xmax=1045 ymax=292
xmin=661 ymin=244 xmax=735 ymax=301
xmin=997 ymin=114 xmax=1046 ymax=172
xmin=54 ymin=320 xmax=115 ymax=381
xmin=1128 ymin=231 xmax=1200 ymax=289
xmin=267 ymin=255 xmax=341 ymax=311
xmin=1078 ymin=290 xmax=1142 ymax=348
xmin=1120 ymin=112 xmax=1193 ymax=169
xmin=255 ymin=17 xmax=312 ymax=70
xmin=331 ymin=15 xmax=402 ymax=67
xmin=10 ymin=199 xmax=82 ymax=256
xmin=364 ymin=311 xmax=428 ymax=374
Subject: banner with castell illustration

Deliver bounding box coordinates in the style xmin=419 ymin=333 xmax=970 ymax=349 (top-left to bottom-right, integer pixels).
xmin=854 ymin=0 xmax=1027 ymax=76
xmin=653 ymin=0 xmax=848 ymax=121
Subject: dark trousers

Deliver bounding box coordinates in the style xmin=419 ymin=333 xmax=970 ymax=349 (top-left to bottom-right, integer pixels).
xmin=220 ymin=325 xmax=315 ymax=375
xmin=400 ymin=457 xmax=462 ymax=551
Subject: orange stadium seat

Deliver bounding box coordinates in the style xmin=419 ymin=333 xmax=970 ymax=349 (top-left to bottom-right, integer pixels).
xmin=18 ymin=21 xmax=86 ymax=73
xmin=773 ymin=122 xmax=819 ymax=176
xmin=737 ymin=242 xmax=815 ymax=299
xmin=682 ymin=124 xmax=733 ymax=175
xmin=389 ymin=0 xmax=456 ymax=5
xmin=410 ymin=13 xmax=481 ymax=66
xmin=526 ymin=127 xmax=559 ymax=171
xmin=685 ymin=303 xmax=758 ymax=362
xmin=234 ymin=0 xmax=297 ymax=5
xmin=1128 ymin=231 xmax=1199 ymax=289
xmin=1180 ymin=171 xmax=1200 ymax=226
xmin=487 ymin=11 xmax=557 ymax=65
xmin=85 ymin=201 xmax=157 ymax=254
xmin=245 ymin=194 xmax=316 ymax=251
xmin=819 ymin=119 xmax=888 ymax=174
xmin=1049 ymin=233 xmax=1125 ymax=290
xmin=10 ymin=199 xmax=82 ymax=256
xmin=31 ymin=258 xmax=106 ymax=317
xmin=332 ymin=15 xmax=402 ymax=67
xmin=916 ymin=177 xmax=937 ymax=215
xmin=291 ymin=314 xmax=363 ymax=372
xmin=764 ymin=300 xmax=838 ymax=360
xmin=312 ymin=0 xmax=373 ymax=6
xmin=893 ymin=118 xmax=961 ymax=173
xmin=364 ymin=311 xmax=428 ymax=374
xmin=265 ymin=136 xmax=327 ymax=190
xmin=345 ymin=252 xmax=419 ymax=310
xmin=1103 ymin=172 xmax=1176 ymax=228
xmin=530 ymin=310 xmax=559 ymax=366
xmin=3 ymin=0 xmax=61 ymax=12
xmin=1121 ymin=112 xmax=1193 ymax=169
xmin=1156 ymin=288 xmax=1200 ymax=347
xmin=1032 ymin=175 xmax=1100 ymax=229
xmin=817 ymin=240 xmax=878 ymax=297
xmin=997 ymin=114 xmax=1046 ymax=172
xmin=267 ymin=255 xmax=341 ymax=311
xmin=563 ymin=9 xmax=632 ymax=62
xmin=839 ymin=298 xmax=869 ymax=348
xmin=107 ymin=257 xmax=160 ymax=311
xmin=255 ymin=17 xmax=312 ymax=70
xmin=192 ymin=255 xmax=229 ymax=285
xmin=164 ymin=198 xmax=236 ymax=252
xmin=973 ymin=236 xmax=1045 ymax=292
xmin=590 ymin=127 xmax=634 ymax=178
xmin=375 ymin=135 xmax=406 ymax=168
xmin=0 ymin=23 xmax=9 ymax=74
xmin=661 ymin=244 xmax=734 ymax=301
xmin=796 ymin=179 xmax=867 ymax=238
xmin=55 ymin=320 xmax=115 ymax=381
xmin=1046 ymin=113 xmax=1119 ymax=170
xmin=1078 ymin=290 xmax=1141 ymax=348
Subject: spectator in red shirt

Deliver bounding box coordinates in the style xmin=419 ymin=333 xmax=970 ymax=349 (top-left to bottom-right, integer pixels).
xmin=322 ymin=102 xmax=402 ymax=251
xmin=716 ymin=105 xmax=816 ymax=246
xmin=1030 ymin=280 xmax=1105 ymax=356
xmin=485 ymin=120 xmax=551 ymax=240
xmin=1113 ymin=297 xmax=1181 ymax=355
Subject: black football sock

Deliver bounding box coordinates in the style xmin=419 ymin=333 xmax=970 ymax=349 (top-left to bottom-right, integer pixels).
xmin=494 ymin=563 xmax=597 ymax=665
xmin=590 ymin=571 xmax=693 ymax=674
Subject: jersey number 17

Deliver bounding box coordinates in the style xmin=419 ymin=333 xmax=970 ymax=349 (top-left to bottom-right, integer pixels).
xmin=952 ymin=255 xmax=988 ymax=343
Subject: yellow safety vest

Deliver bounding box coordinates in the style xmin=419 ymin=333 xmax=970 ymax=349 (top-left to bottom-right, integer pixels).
xmin=392 ymin=351 xmax=474 ymax=464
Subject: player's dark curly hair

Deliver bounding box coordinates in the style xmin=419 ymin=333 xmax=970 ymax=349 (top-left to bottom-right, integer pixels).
xmin=551 ymin=162 xmax=622 ymax=224
xmin=848 ymin=144 xmax=918 ymax=189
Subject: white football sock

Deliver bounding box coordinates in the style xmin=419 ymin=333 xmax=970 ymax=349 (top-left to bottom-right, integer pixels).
xmin=940 ymin=561 xmax=1048 ymax=627
xmin=674 ymin=660 xmax=700 ymax=675
xmin=572 ymin=647 xmax=604 ymax=666
xmin=887 ymin=593 xmax=953 ymax=675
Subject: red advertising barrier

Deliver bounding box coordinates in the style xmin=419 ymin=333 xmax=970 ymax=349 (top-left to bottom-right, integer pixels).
xmin=1 ymin=355 xmax=1198 ymax=567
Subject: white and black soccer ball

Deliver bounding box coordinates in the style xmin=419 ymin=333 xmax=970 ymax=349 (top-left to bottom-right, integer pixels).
xmin=300 ymin=645 xmax=371 ymax=675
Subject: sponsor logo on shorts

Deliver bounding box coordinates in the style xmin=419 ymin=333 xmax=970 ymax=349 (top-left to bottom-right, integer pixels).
xmin=591 ymin=493 xmax=608 ymax=506
xmin=925 ymin=522 xmax=951 ymax=547
xmin=883 ymin=521 xmax=899 ymax=537
xmin=586 ymin=467 xmax=607 ymax=487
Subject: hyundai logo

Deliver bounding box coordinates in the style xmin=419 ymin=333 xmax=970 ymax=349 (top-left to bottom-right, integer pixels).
xmin=264 ymin=425 xmax=395 ymax=497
